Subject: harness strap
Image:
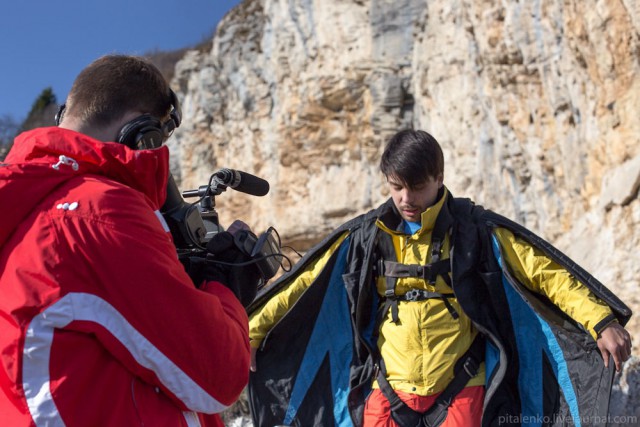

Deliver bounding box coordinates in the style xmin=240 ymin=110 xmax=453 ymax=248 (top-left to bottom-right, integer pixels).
xmin=375 ymin=198 xmax=457 ymax=323
xmin=376 ymin=234 xmax=403 ymax=323
xmin=378 ymin=290 xmax=458 ymax=323
xmin=376 ymin=258 xmax=458 ymax=320
xmin=379 ymin=259 xmax=450 ymax=284
xmin=441 ymin=298 xmax=459 ymax=320
xmin=400 ymin=289 xmax=453 ymax=302
xmin=375 ymin=335 xmax=485 ymax=427
xmin=429 ymin=196 xmax=455 ymax=263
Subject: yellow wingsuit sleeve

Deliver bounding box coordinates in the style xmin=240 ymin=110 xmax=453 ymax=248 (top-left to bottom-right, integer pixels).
xmin=493 ymin=227 xmax=614 ymax=341
xmin=249 ymin=232 xmax=349 ymax=349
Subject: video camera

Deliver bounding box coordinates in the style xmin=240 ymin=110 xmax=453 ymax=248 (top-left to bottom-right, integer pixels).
xmin=161 ymin=169 xmax=283 ymax=283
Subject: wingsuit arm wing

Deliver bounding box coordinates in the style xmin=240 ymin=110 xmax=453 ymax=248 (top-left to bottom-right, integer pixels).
xmin=249 ymin=233 xmax=349 ymax=349
xmin=494 ymin=227 xmax=614 ymax=340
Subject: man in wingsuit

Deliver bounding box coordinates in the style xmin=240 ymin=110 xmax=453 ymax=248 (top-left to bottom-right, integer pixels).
xmin=247 ymin=129 xmax=633 ymax=427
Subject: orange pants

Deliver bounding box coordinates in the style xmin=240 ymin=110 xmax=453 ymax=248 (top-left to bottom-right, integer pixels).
xmin=363 ymin=386 xmax=485 ymax=427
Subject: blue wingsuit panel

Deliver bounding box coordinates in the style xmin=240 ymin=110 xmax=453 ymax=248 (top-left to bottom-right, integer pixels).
xmin=249 ymin=239 xmax=355 ymax=427
xmin=489 ymin=234 xmax=614 ymax=427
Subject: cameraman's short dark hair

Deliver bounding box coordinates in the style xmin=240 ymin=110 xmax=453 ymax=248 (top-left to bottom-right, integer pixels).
xmin=380 ymin=129 xmax=444 ymax=188
xmin=65 ymin=55 xmax=173 ymax=128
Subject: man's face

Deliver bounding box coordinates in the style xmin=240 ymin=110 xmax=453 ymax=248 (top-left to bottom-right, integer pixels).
xmin=387 ymin=174 xmax=444 ymax=222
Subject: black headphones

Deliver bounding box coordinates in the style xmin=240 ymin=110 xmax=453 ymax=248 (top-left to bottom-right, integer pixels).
xmin=55 ymin=89 xmax=182 ymax=150
xmin=116 ymin=89 xmax=182 ymax=149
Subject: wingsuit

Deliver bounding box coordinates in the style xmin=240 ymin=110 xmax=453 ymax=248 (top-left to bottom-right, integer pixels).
xmin=247 ymin=189 xmax=632 ymax=427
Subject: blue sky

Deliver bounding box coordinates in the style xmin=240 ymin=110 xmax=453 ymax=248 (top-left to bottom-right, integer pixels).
xmin=0 ymin=0 xmax=241 ymax=122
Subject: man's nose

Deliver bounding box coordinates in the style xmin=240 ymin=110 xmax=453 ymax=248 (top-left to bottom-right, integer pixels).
xmin=401 ymin=189 xmax=414 ymax=203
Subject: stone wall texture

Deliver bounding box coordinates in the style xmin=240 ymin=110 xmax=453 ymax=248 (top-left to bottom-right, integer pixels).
xmin=166 ymin=0 xmax=640 ymax=423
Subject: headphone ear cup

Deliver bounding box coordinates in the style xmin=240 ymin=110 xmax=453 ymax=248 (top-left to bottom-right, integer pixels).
xmin=117 ymin=115 xmax=164 ymax=149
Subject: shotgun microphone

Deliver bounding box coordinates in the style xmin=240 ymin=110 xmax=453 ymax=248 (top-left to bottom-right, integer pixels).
xmin=212 ymin=168 xmax=269 ymax=196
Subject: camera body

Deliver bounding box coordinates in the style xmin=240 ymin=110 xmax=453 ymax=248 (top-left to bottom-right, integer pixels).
xmin=161 ymin=172 xmax=281 ymax=282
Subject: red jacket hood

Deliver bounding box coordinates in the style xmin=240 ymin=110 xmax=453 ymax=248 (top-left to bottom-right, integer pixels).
xmin=0 ymin=126 xmax=170 ymax=248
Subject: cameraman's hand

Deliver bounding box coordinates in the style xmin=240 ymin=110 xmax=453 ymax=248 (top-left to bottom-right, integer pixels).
xmin=201 ymin=229 xmax=263 ymax=308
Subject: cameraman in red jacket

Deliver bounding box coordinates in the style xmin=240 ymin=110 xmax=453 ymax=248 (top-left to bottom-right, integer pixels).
xmin=0 ymin=54 xmax=257 ymax=426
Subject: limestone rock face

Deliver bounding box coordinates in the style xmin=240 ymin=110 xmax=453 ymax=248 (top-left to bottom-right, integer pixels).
xmin=168 ymin=0 xmax=639 ymax=344
xmin=610 ymin=356 xmax=640 ymax=426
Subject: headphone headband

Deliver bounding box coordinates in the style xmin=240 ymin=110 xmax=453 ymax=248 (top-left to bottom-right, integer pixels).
xmin=55 ymin=104 xmax=66 ymax=126
xmin=168 ymin=89 xmax=182 ymax=129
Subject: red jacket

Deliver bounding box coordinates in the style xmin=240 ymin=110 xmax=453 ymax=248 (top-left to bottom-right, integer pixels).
xmin=0 ymin=127 xmax=250 ymax=426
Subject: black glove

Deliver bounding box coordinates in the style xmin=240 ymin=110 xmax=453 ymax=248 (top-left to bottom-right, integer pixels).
xmin=181 ymin=256 xmax=209 ymax=287
xmin=188 ymin=231 xmax=262 ymax=307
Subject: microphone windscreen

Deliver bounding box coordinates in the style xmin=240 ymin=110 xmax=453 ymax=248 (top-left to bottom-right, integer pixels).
xmin=235 ymin=171 xmax=270 ymax=196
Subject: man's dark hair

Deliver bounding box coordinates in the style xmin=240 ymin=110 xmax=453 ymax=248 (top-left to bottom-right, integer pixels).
xmin=65 ymin=55 xmax=173 ymax=128
xmin=380 ymin=129 xmax=444 ymax=188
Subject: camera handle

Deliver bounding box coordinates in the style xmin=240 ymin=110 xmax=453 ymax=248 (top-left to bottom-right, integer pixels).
xmin=161 ymin=175 xmax=206 ymax=252
xmin=182 ymin=180 xmax=223 ymax=245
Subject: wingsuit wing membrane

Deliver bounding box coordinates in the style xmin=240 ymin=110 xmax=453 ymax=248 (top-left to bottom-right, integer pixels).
xmin=248 ymin=233 xmax=358 ymax=427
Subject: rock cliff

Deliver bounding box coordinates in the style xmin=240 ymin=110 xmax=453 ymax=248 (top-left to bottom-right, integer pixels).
xmin=167 ymin=0 xmax=639 ymax=422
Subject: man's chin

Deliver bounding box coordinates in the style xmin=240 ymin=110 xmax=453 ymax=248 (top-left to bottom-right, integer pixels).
xmin=401 ymin=212 xmax=420 ymax=222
